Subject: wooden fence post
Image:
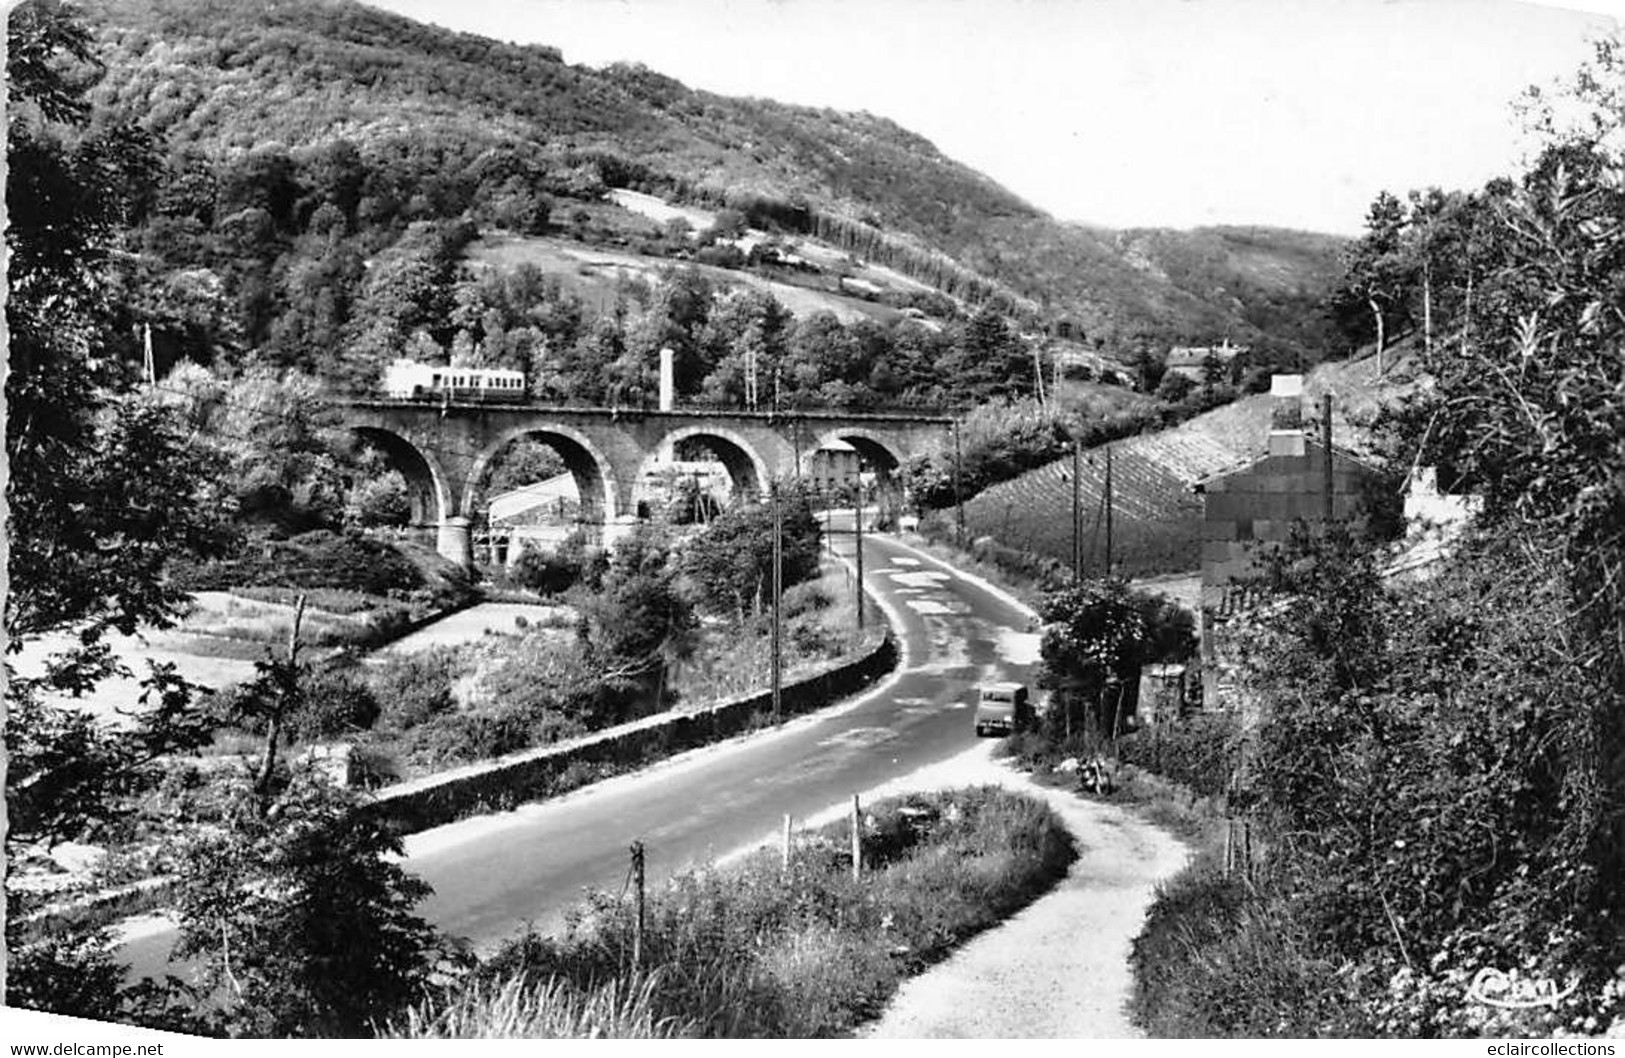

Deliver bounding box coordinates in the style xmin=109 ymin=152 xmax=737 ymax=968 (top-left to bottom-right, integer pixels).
xmin=630 ymin=841 xmax=645 ymax=971
xmin=851 ymin=794 xmax=862 ymax=882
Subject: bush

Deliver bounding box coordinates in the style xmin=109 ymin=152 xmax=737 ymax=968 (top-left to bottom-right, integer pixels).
xmin=290 ymin=666 xmax=382 ymax=741
xmin=511 ymin=544 xmax=579 ymax=596
xmin=369 ymin=647 xmax=462 ymax=731
xmin=1130 ymin=862 xmax=1364 ymax=1037
xmin=1118 ymin=713 xmax=1246 ymax=800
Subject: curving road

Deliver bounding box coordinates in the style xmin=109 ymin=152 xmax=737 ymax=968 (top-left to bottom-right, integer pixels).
xmin=120 ymin=527 xmax=1039 ymax=969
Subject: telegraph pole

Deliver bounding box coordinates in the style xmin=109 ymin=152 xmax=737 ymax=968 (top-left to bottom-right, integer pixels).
xmin=952 ymin=420 xmax=966 ymax=548
xmin=854 ymin=464 xmax=866 ymax=632
xmin=771 ymin=480 xmax=783 ymax=722
xmin=1104 ymin=445 xmax=1115 ymax=577
xmin=1321 ymin=393 xmax=1335 ymax=523
xmin=1071 ymin=437 xmax=1082 ymax=582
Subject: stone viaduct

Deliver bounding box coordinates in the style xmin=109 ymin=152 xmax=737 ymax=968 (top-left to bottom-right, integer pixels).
xmin=338 ymin=400 xmax=957 ymax=566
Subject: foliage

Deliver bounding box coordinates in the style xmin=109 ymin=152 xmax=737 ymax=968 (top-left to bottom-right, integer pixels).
xmin=288 ymin=665 xmax=382 ymax=741
xmin=68 ymin=0 xmax=1348 ymax=405
xmin=387 ymin=973 xmax=690 ymax=1039
xmin=679 ymin=489 xmax=822 ymax=618
xmin=573 ymin=525 xmax=694 ymax=697
xmin=1116 ymin=712 xmax=1247 ymax=801
xmin=474 ymin=633 xmax=633 ymax=734
xmin=1035 ymin=578 xmax=1195 ymax=742
xmin=369 ymin=646 xmax=462 ymax=730
xmin=198 ymin=530 xmax=426 ymax=596
xmin=169 ymin=772 xmax=456 ymax=1037
xmin=347 ymin=469 xmax=412 ymax=528
xmin=510 ymin=542 xmax=584 ymax=597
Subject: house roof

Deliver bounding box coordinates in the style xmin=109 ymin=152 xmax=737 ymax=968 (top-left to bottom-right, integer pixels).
xmin=1190 ymin=433 xmax=1387 ymax=491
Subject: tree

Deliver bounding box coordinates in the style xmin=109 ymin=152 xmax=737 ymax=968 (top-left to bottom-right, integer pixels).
xmin=680 ymin=488 xmax=823 ymax=619
xmin=1331 ymin=190 xmax=1418 ymax=369
xmin=1036 ymin=578 xmax=1194 ymax=743
xmin=5 ymin=0 xmax=236 ymax=1019
xmin=572 ymin=526 xmax=694 ymax=706
xmin=6 ymin=0 xmax=240 ymax=672
xmin=170 ymin=773 xmax=453 ymax=1037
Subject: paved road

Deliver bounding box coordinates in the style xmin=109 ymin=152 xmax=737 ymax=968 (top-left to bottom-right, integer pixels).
xmin=120 ymin=529 xmax=1038 ymax=970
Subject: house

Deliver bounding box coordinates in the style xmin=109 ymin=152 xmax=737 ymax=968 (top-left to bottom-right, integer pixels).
xmin=1192 ymin=374 xmax=1387 ymax=709
xmin=488 ymin=474 xmax=579 ymax=527
xmin=1165 ymin=339 xmax=1246 ymax=383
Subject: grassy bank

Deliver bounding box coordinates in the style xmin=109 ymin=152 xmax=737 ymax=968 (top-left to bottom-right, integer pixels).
xmin=390 ymin=786 xmax=1077 ymax=1038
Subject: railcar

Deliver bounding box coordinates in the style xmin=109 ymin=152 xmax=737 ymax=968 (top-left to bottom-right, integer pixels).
xmin=382 ymin=358 xmax=527 ymax=403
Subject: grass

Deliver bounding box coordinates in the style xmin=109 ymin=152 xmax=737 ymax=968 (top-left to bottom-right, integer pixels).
xmin=389 ymin=787 xmax=1077 ymax=1038
xmin=385 ymin=974 xmax=692 ymax=1039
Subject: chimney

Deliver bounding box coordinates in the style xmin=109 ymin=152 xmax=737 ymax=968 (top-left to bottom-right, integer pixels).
xmin=1267 ymin=374 xmax=1307 ymax=456
xmin=659 ymin=347 xmax=675 ymax=411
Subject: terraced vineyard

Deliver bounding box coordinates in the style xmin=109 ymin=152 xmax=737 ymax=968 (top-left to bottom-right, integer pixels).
xmin=963 ymin=352 xmax=1406 ymax=577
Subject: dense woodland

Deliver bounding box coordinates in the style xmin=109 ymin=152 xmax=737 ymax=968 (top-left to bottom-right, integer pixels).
xmin=68 ymin=0 xmax=1346 ymax=400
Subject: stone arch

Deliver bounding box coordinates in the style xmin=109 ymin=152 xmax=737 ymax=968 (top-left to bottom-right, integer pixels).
xmin=802 ymin=427 xmax=905 ymax=478
xmin=347 ymin=426 xmax=449 ymax=526
xmin=636 ymin=425 xmax=771 ymax=510
xmin=802 ymin=427 xmax=908 ymax=520
xmin=464 ymin=423 xmax=621 ymax=526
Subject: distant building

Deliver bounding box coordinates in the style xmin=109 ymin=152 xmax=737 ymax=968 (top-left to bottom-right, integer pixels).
xmin=486 ymin=474 xmax=581 ymax=568
xmin=806 ymin=442 xmax=862 ymax=497
xmin=1165 ymin=339 xmax=1247 ymax=383
xmin=1193 ymin=374 xmax=1386 ymax=711
xmin=488 ymin=474 xmax=579 ymax=527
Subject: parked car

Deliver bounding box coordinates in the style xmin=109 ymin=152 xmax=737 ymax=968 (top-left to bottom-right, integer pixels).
xmin=974 ymin=681 xmax=1032 ymax=737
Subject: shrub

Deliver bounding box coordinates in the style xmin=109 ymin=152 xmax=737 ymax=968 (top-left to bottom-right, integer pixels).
xmin=511 ymin=544 xmax=580 ymax=597
xmin=1130 ymin=862 xmax=1364 ymax=1037
xmin=290 ymin=666 xmax=382 ymax=741
xmin=369 ymin=648 xmax=462 ymax=731
xmin=1118 ymin=713 xmax=1246 ymax=800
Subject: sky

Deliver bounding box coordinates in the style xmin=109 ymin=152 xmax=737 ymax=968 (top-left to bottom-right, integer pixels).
xmin=368 ymin=0 xmax=1624 ymax=234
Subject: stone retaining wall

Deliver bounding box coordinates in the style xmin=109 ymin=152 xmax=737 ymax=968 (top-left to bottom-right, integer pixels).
xmin=364 ymin=628 xmax=896 ymax=832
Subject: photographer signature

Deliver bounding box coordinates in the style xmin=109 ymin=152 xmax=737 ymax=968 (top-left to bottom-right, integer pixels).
xmin=1468 ymin=967 xmax=1579 ymax=1010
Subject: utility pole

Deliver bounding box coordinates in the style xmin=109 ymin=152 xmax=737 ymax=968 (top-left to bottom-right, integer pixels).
xmin=1071 ymin=437 xmax=1082 ymax=582
xmin=771 ymin=480 xmax=783 ymax=722
xmin=952 ymin=419 xmax=966 ymax=548
xmin=1104 ymin=446 xmax=1114 ymax=577
xmin=854 ymin=465 xmax=866 ymax=632
xmin=1322 ymin=393 xmax=1335 ymax=523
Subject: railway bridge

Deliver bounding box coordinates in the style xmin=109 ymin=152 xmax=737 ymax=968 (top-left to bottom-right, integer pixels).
xmin=337 ymin=400 xmax=957 ymax=566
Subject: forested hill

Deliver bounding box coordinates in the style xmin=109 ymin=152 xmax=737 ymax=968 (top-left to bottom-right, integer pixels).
xmin=80 ymin=0 xmax=1345 ymax=360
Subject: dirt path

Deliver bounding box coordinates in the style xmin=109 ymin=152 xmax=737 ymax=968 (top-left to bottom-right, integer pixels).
xmin=831 ymin=742 xmax=1189 ymax=1039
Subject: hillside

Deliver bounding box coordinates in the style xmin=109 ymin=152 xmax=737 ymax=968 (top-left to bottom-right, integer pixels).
xmin=78 ymin=0 xmax=1348 ymax=364
xmin=961 ymin=347 xmax=1413 ymax=577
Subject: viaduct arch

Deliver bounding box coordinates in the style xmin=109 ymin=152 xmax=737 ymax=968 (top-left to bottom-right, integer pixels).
xmin=339 ymin=402 xmax=954 ymax=566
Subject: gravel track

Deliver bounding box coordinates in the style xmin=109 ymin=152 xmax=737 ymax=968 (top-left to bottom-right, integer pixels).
xmin=844 ymin=742 xmax=1190 ymax=1039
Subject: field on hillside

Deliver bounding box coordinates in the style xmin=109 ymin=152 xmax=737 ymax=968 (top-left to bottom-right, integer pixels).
xmin=963 ymin=351 xmax=1411 ymax=577
xmin=468 ymin=232 xmax=912 ymax=326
